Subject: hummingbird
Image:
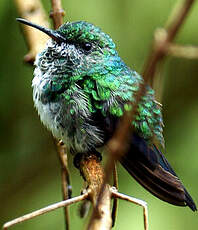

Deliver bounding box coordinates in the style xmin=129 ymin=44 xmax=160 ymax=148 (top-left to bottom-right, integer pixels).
xmin=17 ymin=18 xmax=196 ymax=211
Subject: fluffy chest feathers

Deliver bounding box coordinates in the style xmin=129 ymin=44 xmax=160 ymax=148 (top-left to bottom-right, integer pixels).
xmin=32 ymin=23 xmax=164 ymax=153
xmin=32 ymin=70 xmax=104 ymax=152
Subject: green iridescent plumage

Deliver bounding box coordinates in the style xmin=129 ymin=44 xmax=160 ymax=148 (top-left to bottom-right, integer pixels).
xmin=58 ymin=21 xmax=116 ymax=49
xmin=35 ymin=21 xmax=164 ymax=148
xmin=16 ymin=18 xmax=196 ymax=211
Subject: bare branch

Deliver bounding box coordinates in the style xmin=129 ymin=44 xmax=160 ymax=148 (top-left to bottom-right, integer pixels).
xmin=87 ymin=185 xmax=112 ymax=230
xmin=165 ymin=0 xmax=195 ymax=41
xmin=111 ymin=188 xmax=148 ymax=230
xmin=144 ymin=0 xmax=195 ymax=82
xmin=2 ymin=193 xmax=89 ymax=230
xmin=50 ymin=0 xmax=65 ymax=29
xmin=56 ymin=140 xmax=71 ymax=230
xmin=49 ymin=1 xmax=69 ymax=229
xmin=15 ymin=0 xmax=49 ymax=63
xmin=90 ymin=0 xmax=195 ymax=228
xmin=77 ymin=154 xmax=112 ymax=230
xmin=168 ymin=44 xmax=198 ymax=59
xmin=111 ymin=162 xmax=118 ymax=227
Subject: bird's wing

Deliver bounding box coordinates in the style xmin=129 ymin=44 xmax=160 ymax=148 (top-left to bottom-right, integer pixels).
xmin=94 ymin=69 xmax=196 ymax=211
xmin=95 ymin=69 xmax=165 ymax=148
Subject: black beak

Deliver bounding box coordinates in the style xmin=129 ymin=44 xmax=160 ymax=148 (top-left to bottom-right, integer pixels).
xmin=16 ymin=18 xmax=66 ymax=43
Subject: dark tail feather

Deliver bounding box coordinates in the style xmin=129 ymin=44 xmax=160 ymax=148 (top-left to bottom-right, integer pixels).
xmin=183 ymin=188 xmax=197 ymax=211
xmin=119 ymin=134 xmax=197 ymax=211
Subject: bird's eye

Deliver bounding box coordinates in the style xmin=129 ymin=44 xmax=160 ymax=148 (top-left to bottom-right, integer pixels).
xmin=82 ymin=42 xmax=92 ymax=51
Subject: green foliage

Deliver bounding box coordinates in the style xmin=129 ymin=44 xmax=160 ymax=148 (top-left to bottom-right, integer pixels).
xmin=0 ymin=0 xmax=198 ymax=230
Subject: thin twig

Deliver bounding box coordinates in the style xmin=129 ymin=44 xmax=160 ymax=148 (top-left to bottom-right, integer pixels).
xmin=15 ymin=0 xmax=49 ymax=63
xmin=56 ymin=140 xmax=71 ymax=230
xmin=111 ymin=188 xmax=148 ymax=230
xmin=2 ymin=193 xmax=89 ymax=230
xmin=151 ymin=0 xmax=195 ymax=97
xmin=145 ymin=0 xmax=195 ymax=84
xmin=89 ymin=0 xmax=195 ymax=227
xmin=168 ymin=44 xmax=198 ymax=59
xmin=15 ymin=0 xmax=71 ymax=229
xmin=50 ymin=0 xmax=65 ymax=29
xmin=49 ymin=1 xmax=69 ymax=229
xmin=111 ymin=161 xmax=118 ymax=227
xmin=165 ymin=0 xmax=195 ymax=42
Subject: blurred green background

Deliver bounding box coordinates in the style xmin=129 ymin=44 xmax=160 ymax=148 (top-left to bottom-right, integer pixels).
xmin=1 ymin=0 xmax=198 ymax=229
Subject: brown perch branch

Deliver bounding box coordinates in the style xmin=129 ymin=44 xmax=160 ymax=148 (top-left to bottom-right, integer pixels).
xmin=79 ymin=154 xmax=112 ymax=230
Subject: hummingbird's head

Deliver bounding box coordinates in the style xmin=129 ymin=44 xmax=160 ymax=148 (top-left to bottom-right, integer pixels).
xmin=17 ymin=18 xmax=119 ymax=80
